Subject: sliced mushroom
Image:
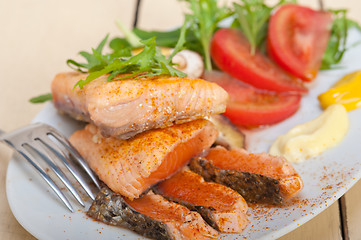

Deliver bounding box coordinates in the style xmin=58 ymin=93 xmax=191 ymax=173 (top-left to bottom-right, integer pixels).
xmin=172 ymin=50 xmax=204 ymax=78
xmin=208 ymin=114 xmax=246 ymax=149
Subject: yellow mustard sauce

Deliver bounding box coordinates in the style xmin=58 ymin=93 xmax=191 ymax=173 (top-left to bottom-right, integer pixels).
xmin=318 ymin=70 xmax=361 ymax=111
xmin=269 ymin=104 xmax=349 ymax=163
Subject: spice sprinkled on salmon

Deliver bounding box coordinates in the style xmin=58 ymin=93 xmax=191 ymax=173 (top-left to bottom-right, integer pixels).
xmin=69 ymin=119 xmax=218 ymax=199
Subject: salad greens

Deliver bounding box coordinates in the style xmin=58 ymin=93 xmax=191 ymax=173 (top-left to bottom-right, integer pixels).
xmin=231 ymin=0 xmax=361 ymax=67
xmin=29 ymin=93 xmax=53 ymax=103
xmin=70 ymin=21 xmax=188 ymax=89
xmin=66 ymin=35 xmax=131 ymax=74
xmin=181 ymin=0 xmax=231 ymax=70
xmin=67 ymin=0 xmax=361 ymax=77
xmin=115 ymin=19 xmax=142 ymax=48
xmin=321 ymin=9 xmax=361 ymax=69
xmin=233 ymin=0 xmax=272 ymax=55
xmin=232 ymin=0 xmax=296 ymax=55
xmin=30 ymin=0 xmax=361 ymax=103
xmin=123 ymin=0 xmax=230 ymax=71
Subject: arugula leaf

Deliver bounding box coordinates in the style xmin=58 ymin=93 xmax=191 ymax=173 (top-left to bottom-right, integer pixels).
xmin=233 ymin=0 xmax=272 ymax=55
xmin=133 ymin=28 xmax=183 ymax=47
xmin=129 ymin=27 xmax=202 ymax=57
xmin=67 ymin=35 xmax=133 ymax=74
xmin=168 ymin=18 xmax=188 ymax=61
xmin=29 ymin=93 xmax=52 ymax=103
xmin=233 ymin=0 xmax=297 ymax=55
xmin=73 ymin=23 xmax=188 ymax=89
xmin=115 ymin=19 xmax=142 ymax=48
xmin=321 ymin=9 xmax=361 ymax=69
xmin=181 ymin=0 xmax=231 ymax=71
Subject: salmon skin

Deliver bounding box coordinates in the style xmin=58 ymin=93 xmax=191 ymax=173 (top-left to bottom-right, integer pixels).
xmin=189 ymin=157 xmax=283 ymax=205
xmin=154 ymin=168 xmax=248 ymax=233
xmin=52 ymin=71 xmax=228 ymax=139
xmin=190 ymin=146 xmax=303 ymax=203
xmin=69 ymin=119 xmax=218 ymax=200
xmin=88 ymin=188 xmax=171 ymax=240
xmin=88 ymin=187 xmax=219 ymax=240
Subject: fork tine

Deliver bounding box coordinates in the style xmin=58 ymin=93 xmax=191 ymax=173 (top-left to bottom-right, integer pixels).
xmin=16 ymin=149 xmax=74 ymax=212
xmin=49 ymin=131 xmax=101 ymax=190
xmin=37 ymin=137 xmax=97 ymax=200
xmin=23 ymin=143 xmax=85 ymax=207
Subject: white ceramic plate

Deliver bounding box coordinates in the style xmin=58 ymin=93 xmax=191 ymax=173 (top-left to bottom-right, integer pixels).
xmin=6 ymin=29 xmax=361 ymax=240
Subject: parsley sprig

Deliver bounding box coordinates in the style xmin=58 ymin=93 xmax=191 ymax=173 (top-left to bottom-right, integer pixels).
xmin=68 ymin=21 xmax=188 ymax=89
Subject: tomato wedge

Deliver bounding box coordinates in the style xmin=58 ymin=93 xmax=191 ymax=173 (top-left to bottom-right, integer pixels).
xmin=267 ymin=4 xmax=332 ymax=81
xmin=210 ymin=28 xmax=307 ymax=93
xmin=203 ymin=70 xmax=301 ymax=126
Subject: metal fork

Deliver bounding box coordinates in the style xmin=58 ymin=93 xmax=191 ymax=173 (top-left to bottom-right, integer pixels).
xmin=0 ymin=123 xmax=101 ymax=212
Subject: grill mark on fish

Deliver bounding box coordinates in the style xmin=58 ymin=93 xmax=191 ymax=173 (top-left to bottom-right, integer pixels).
xmin=189 ymin=157 xmax=283 ymax=205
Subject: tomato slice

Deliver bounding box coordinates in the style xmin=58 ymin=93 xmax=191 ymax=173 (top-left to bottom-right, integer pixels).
xmin=210 ymin=28 xmax=307 ymax=93
xmin=203 ymin=70 xmax=301 ymax=127
xmin=267 ymin=4 xmax=332 ymax=82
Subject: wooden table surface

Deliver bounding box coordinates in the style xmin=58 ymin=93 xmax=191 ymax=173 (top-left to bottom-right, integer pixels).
xmin=1 ymin=0 xmax=361 ymax=239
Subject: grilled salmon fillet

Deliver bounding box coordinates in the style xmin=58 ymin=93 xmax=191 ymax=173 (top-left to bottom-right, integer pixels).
xmin=155 ymin=168 xmax=248 ymax=233
xmin=52 ymin=72 xmax=228 ymax=139
xmin=69 ymin=119 xmax=218 ymax=200
xmin=203 ymin=146 xmax=303 ymax=199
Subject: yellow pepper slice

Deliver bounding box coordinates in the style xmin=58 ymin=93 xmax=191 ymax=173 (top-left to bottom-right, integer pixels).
xmin=318 ymin=70 xmax=361 ymax=111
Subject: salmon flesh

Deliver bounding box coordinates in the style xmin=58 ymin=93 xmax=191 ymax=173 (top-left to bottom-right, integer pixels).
xmin=154 ymin=168 xmax=248 ymax=233
xmin=52 ymin=72 xmax=228 ymax=139
xmin=69 ymin=119 xmax=218 ymax=200
xmin=88 ymin=188 xmax=219 ymax=240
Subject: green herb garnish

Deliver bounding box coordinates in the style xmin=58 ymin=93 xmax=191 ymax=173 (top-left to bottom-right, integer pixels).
xmin=132 ymin=27 xmax=202 ymax=53
xmin=29 ymin=93 xmax=53 ymax=103
xmin=321 ymin=9 xmax=361 ymax=69
xmin=233 ymin=0 xmax=297 ymax=55
xmin=69 ymin=21 xmax=188 ymax=89
xmin=67 ymin=34 xmax=133 ymax=74
xmin=181 ymin=0 xmax=231 ymax=70
xmin=115 ymin=19 xmax=142 ymax=48
xmin=233 ymin=0 xmax=272 ymax=55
